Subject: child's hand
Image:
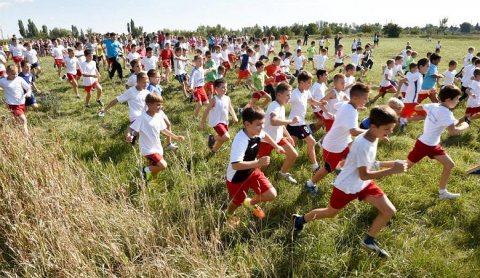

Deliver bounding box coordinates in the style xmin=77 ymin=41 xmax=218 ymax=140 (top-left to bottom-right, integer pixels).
xmin=275 ymin=145 xmax=285 ymax=154
xmin=25 ymin=91 xmax=32 ymax=98
xmin=391 ymin=160 xmax=408 ymax=174
xmin=326 ymin=112 xmax=334 ymax=119
xmin=291 ymin=116 xmax=300 ymax=124
xmin=286 ymin=136 xmax=295 ymax=146
xmin=233 ymin=117 xmax=239 ymax=123
xmin=357 ymin=106 xmax=367 ymax=112
xmin=176 ymin=135 xmax=185 ymax=141
xmin=257 ymin=156 xmax=271 ymax=167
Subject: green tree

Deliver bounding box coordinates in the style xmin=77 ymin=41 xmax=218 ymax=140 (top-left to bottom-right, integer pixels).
xmin=27 ymin=19 xmax=39 ymax=38
xmin=18 ymin=20 xmax=27 ymax=37
xmin=382 ymin=23 xmax=402 ymax=38
xmin=127 ymin=23 xmax=130 ymax=34
xmin=50 ymin=28 xmax=72 ymax=38
xmin=71 ymin=25 xmax=79 ymax=38
xmin=460 ymin=22 xmax=473 ymax=33
xmin=438 ymin=17 xmax=448 ymax=34
xmin=306 ymin=23 xmax=319 ymax=35
xmin=41 ymin=25 xmax=48 ymax=36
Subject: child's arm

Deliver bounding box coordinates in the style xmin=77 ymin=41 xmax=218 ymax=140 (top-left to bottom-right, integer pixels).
xmin=125 ymin=126 xmax=137 ymax=143
xmin=160 ymin=128 xmax=185 ymax=141
xmin=231 ymin=157 xmax=270 ymax=170
xmin=228 ymin=98 xmax=239 ymax=123
xmin=99 ymin=98 xmax=119 ymax=114
xmin=358 ymin=160 xmax=407 ymax=180
xmin=271 ymin=113 xmax=298 ymax=126
xmin=414 ymin=104 xmax=425 ymax=112
xmin=349 ymin=127 xmax=366 ymax=136
xmin=30 ymin=81 xmax=39 ymax=92
xmin=262 ymin=133 xmax=285 ymax=154
xmin=447 ymin=122 xmax=469 ymax=136
xmin=200 ymin=98 xmax=215 ymax=129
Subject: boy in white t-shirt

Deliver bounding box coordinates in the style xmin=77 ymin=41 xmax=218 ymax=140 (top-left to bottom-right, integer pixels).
xmin=406 ymin=86 xmax=469 ymax=199
xmin=0 ymin=64 xmax=31 ymax=134
xmin=173 ymin=47 xmax=189 ymax=98
xmin=200 ymin=78 xmax=238 ymax=154
xmin=126 ymin=93 xmax=185 ymax=181
xmin=64 ymin=48 xmax=81 ymax=98
xmin=463 ymin=47 xmax=475 ymax=67
xmin=125 ymin=60 xmax=143 ymax=89
xmin=320 ymin=73 xmax=350 ymax=132
xmin=461 ymin=69 xmax=480 ymax=124
xmin=23 ymin=42 xmax=41 ymax=77
xmin=350 ymin=47 xmax=365 ymax=77
xmin=442 ymin=60 xmax=458 ymax=88
xmin=127 ymin=44 xmax=140 ymax=64
xmin=293 ymin=49 xmax=306 ymax=77
xmin=343 ymin=64 xmax=356 ymax=98
xmin=310 ymin=69 xmax=328 ymax=132
xmin=305 ymin=83 xmax=369 ymax=194
xmin=370 ymin=59 xmax=397 ymax=104
xmin=330 ymin=44 xmax=346 ymax=73
xmin=189 ymin=55 xmax=209 ymax=119
xmin=141 ymin=47 xmax=159 ymax=73
xmin=293 ymin=106 xmax=407 ymax=258
xmin=257 ymin=82 xmax=299 ymax=184
xmin=313 ymin=48 xmax=328 ymax=71
xmin=81 ymin=49 xmax=103 ymax=107
xmin=286 ymin=71 xmax=324 ymax=171
xmin=51 ymin=39 xmax=65 ymax=79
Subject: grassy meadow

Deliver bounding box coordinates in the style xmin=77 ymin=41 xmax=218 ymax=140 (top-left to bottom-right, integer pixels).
xmin=0 ymin=36 xmax=479 ymax=277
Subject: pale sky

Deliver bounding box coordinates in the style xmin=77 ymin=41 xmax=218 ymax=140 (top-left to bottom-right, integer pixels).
xmin=0 ymin=0 xmax=477 ymax=38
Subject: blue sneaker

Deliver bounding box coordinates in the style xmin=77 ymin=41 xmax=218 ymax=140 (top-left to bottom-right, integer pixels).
xmin=305 ymin=180 xmax=318 ymax=195
xmin=361 ymin=237 xmax=390 ymax=258
xmin=292 ymin=214 xmax=305 ymax=232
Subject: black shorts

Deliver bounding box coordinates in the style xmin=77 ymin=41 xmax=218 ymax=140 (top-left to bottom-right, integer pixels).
xmin=334 ymin=62 xmax=344 ymax=68
xmin=265 ymin=84 xmax=275 ymax=101
xmin=294 ymin=68 xmax=304 ymax=77
xmin=356 ymin=65 xmax=364 ymax=72
xmin=308 ymin=57 xmax=313 ymax=61
xmin=286 ymin=124 xmax=311 ymax=139
xmin=175 ymin=73 xmax=187 ymax=83
xmin=31 ymin=63 xmax=39 ymax=69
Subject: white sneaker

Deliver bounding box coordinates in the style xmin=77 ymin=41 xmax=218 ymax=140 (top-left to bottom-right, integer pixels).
xmin=439 ymin=191 xmax=460 ymax=200
xmin=278 ymin=172 xmax=297 ymax=184
xmin=167 ymin=143 xmax=178 ymax=151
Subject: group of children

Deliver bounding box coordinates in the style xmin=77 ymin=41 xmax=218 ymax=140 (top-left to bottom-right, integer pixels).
xmin=0 ymin=35 xmax=478 ymax=259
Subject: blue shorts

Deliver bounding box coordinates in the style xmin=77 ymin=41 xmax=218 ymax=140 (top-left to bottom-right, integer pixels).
xmin=25 ymin=92 xmax=36 ymax=106
xmin=175 ymin=74 xmax=187 ymax=83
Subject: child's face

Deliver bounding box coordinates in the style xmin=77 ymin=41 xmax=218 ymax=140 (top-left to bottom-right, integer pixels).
xmin=345 ymin=69 xmax=354 ymax=76
xmin=257 ymin=65 xmax=264 ymax=72
xmin=296 ymin=52 xmax=302 ymax=56
xmin=419 ymin=63 xmax=430 ymax=74
xmin=146 ymin=50 xmax=153 ymax=57
xmin=218 ymin=68 xmax=225 ymax=75
xmin=131 ymin=46 xmax=136 ymax=52
xmin=443 ymin=95 xmax=460 ymax=109
xmin=410 ymin=67 xmax=418 ymax=73
xmin=334 ymin=78 xmax=345 ymax=90
xmin=22 ymin=64 xmax=30 ymax=73
xmin=387 ymin=63 xmax=394 ymax=69
xmin=275 ymin=90 xmax=291 ymax=105
xmin=68 ymin=51 xmax=74 ymax=58
xmin=449 ymin=64 xmax=457 ymax=70
xmin=133 ymin=63 xmax=141 ymax=72
xmin=351 ymin=94 xmax=368 ymax=108
xmin=7 ymin=67 xmax=18 ymax=78
xmin=149 ymin=73 xmax=161 ymax=85
xmin=146 ymin=101 xmax=162 ymax=113
xmin=195 ymin=58 xmax=203 ymax=67
xmin=396 ymin=59 xmax=403 ymax=65
xmin=137 ymin=76 xmax=148 ymax=89
xmin=26 ymin=45 xmax=31 ymax=50
xmin=319 ymin=73 xmax=328 ymax=83
xmin=86 ymin=54 xmax=93 ymax=61
xmin=298 ymin=79 xmax=312 ymax=91
xmin=370 ymin=123 xmax=396 ymax=141
xmin=215 ymin=83 xmax=227 ymax=95
xmin=244 ymin=118 xmax=264 ymax=136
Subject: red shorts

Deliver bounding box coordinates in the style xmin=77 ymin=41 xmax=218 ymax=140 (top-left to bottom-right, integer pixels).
xmin=84 ymin=81 xmax=98 ymax=93
xmin=252 ymin=90 xmax=267 ymax=100
xmin=194 ymin=86 xmax=208 ymax=103
xmin=228 ymin=54 xmax=236 ymax=63
xmin=313 ymin=111 xmax=324 ymax=120
xmin=417 ymin=93 xmax=430 ymax=103
xmin=54 ymin=59 xmax=64 ymax=66
xmin=162 ymin=60 xmax=171 ymax=68
xmin=407 ymin=139 xmax=446 ymax=163
xmin=13 ymin=56 xmax=24 ymax=64
xmin=322 ymin=147 xmax=349 ymax=173
xmin=466 ymin=106 xmax=480 ymax=115
xmin=257 ymin=138 xmax=288 ymax=157
xmin=0 ymin=70 xmax=6 ymax=76
xmin=323 ymin=118 xmax=334 ymax=132
xmin=76 ymin=69 xmax=82 ymax=78
xmin=330 ymin=182 xmax=384 ymax=209
xmin=67 ymin=73 xmax=78 ymax=81
xmin=379 ymin=85 xmax=395 ymax=94
xmin=145 ymin=153 xmax=163 ymax=166
xmin=275 ymin=74 xmax=288 ymax=83
xmin=223 ymin=61 xmax=231 ymax=70
xmin=238 ymin=69 xmax=251 ymax=80
xmin=213 ymin=123 xmax=229 ymax=137
xmin=204 ymin=82 xmax=215 ymax=94
xmin=400 ymin=103 xmax=426 ymax=118
xmin=8 ymin=104 xmax=26 ymax=116
xmin=226 ymin=168 xmax=272 ymax=205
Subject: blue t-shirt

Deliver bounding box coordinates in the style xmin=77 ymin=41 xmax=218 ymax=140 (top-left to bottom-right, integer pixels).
xmin=360 ymin=117 xmax=370 ymax=129
xmin=422 ymin=63 xmax=437 ymax=90
xmin=147 ymin=83 xmax=162 ymax=96
xmin=18 ymin=72 xmax=35 ymax=84
xmin=239 ymin=54 xmax=249 ymax=70
xmin=103 ymin=39 xmax=121 ymax=58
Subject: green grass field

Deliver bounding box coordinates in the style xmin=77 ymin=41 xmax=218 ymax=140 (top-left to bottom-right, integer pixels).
xmin=0 ymin=36 xmax=479 ymax=277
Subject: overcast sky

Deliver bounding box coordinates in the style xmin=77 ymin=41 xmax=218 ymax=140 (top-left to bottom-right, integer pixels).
xmin=0 ymin=0 xmax=477 ymax=38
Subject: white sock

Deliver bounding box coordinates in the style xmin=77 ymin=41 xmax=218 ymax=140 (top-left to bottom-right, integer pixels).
xmin=439 ymin=189 xmax=447 ymax=194
xmin=312 ymin=163 xmax=319 ymax=170
xmin=144 ymin=167 xmax=151 ymax=174
xmin=306 ymin=180 xmax=315 ymax=187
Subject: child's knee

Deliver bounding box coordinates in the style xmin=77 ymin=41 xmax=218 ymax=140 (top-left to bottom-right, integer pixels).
xmin=383 ymin=206 xmax=397 ymax=218
xmin=159 ymin=160 xmax=168 ymax=170
xmin=222 ymin=133 xmax=231 ymax=141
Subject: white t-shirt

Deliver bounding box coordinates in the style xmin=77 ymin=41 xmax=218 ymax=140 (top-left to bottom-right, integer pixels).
xmin=149 ymin=42 xmax=160 ymax=55
xmin=141 ymin=56 xmax=158 ymax=72
xmin=75 ymin=50 xmax=86 ymax=64
xmin=10 ymin=45 xmax=25 ymax=57
xmin=173 ymin=56 xmax=187 ymax=75
xmin=260 ymin=43 xmax=268 ymax=56
xmin=322 ymin=102 xmax=358 ymax=153
xmin=380 ymin=67 xmax=393 ymax=87
xmin=52 ymin=46 xmax=65 ymax=59
xmin=350 ymin=53 xmax=364 ymax=67
xmin=226 ymin=130 xmax=265 ymax=182
xmin=0 ymin=77 xmax=30 ymax=105
xmin=442 ymin=70 xmax=456 ymax=86
xmin=81 ymin=60 xmax=97 ymax=86
xmin=288 ymin=88 xmax=312 ymax=126
xmin=127 ymin=51 xmax=140 ymax=63
xmin=221 ymin=50 xmax=229 ymax=62
xmin=294 ymin=55 xmax=305 ymax=70
xmin=190 ymin=67 xmax=205 ymax=88
xmin=281 ymin=58 xmax=290 ymax=73
xmin=313 ymin=55 xmax=327 ymax=70
xmin=467 ymin=80 xmax=480 ymax=108
xmin=418 ymin=103 xmax=457 ymax=146
xmin=125 ymin=73 xmax=137 ymax=88
xmin=23 ymin=49 xmax=38 ymax=64
xmin=65 ymin=56 xmax=79 ymax=74
xmin=323 ymin=89 xmax=346 ymax=119
xmin=213 ymin=52 xmax=223 ymax=68
xmin=263 ymin=100 xmax=285 ymax=143
xmin=344 ymin=75 xmax=355 ymax=98
xmin=208 ymin=95 xmax=230 ymax=127
xmin=464 ymin=52 xmax=474 ymax=67
xmin=333 ymin=134 xmax=377 ymax=194
xmin=130 ymin=111 xmax=167 ymax=156
xmin=462 ymin=65 xmax=477 ymax=88
xmin=311 ymin=82 xmax=327 ymax=112
xmin=249 ymin=53 xmax=259 ymax=73
xmin=116 ymin=87 xmax=149 ymax=122
xmin=403 ymin=71 xmax=423 ymax=104
xmin=392 ymin=64 xmax=403 ymax=78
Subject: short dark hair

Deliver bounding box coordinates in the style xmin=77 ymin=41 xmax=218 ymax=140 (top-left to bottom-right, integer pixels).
xmin=417 ymin=58 xmax=429 ymax=68
xmin=429 ymin=53 xmax=441 ymax=62
xmin=394 ymin=55 xmax=403 ymax=61
xmin=316 ymin=69 xmax=327 ymax=79
xmin=130 ymin=60 xmax=139 ymax=68
xmin=275 ymin=82 xmax=291 ymax=95
xmin=272 ymin=56 xmax=281 ymax=62
xmin=345 ymin=63 xmax=355 ymax=71
xmin=439 ymin=85 xmax=461 ymax=102
xmin=242 ymin=106 xmax=265 ymax=123
xmin=297 ymin=71 xmax=313 ymax=83
xmin=255 ymin=61 xmax=264 ymax=68
xmin=369 ymin=106 xmax=398 ymax=127
xmin=349 ymin=83 xmax=370 ymax=98
xmin=145 ymin=93 xmax=163 ymax=104
xmin=147 ymin=69 xmax=158 ymax=77
xmin=146 ymin=47 xmax=153 ymax=52
xmin=409 ymin=63 xmax=418 ymax=70
xmin=137 ymin=71 xmax=147 ymax=80
xmin=448 ymin=60 xmax=457 ymax=67
xmin=84 ymin=49 xmax=93 ymax=56
xmin=214 ymin=78 xmax=226 ymax=88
